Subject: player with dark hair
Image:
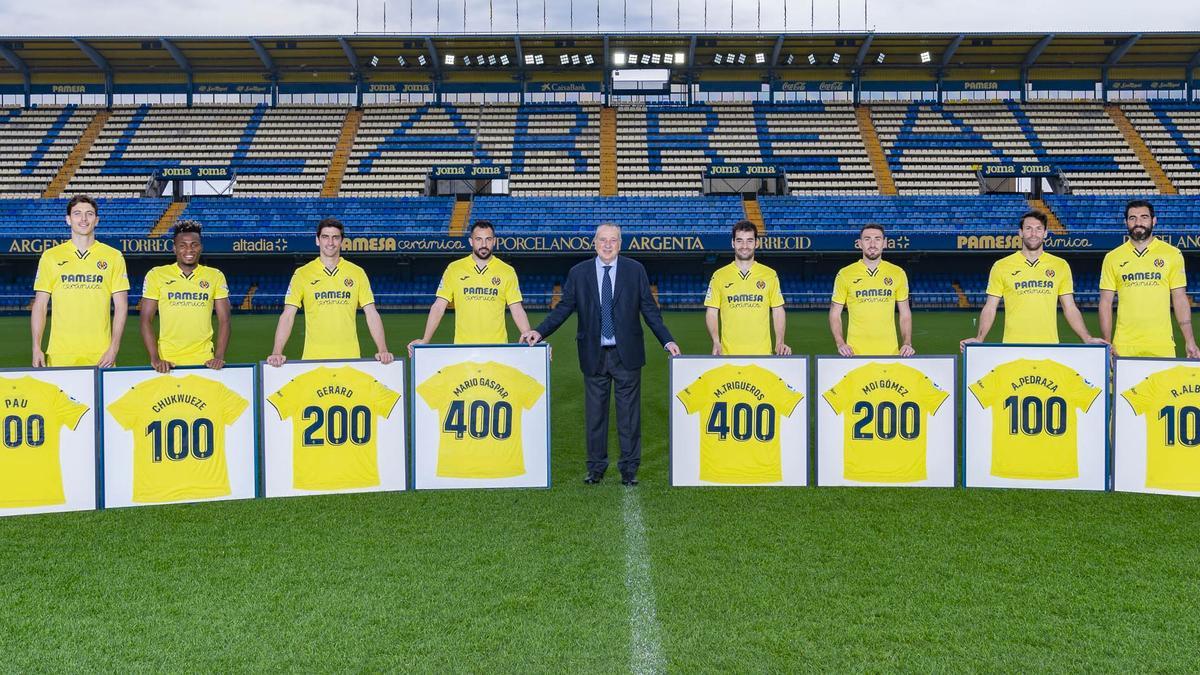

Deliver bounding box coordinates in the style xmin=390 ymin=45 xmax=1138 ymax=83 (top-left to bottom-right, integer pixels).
xmin=962 ymin=210 xmax=1105 ymax=349
xmin=704 ymin=220 xmax=790 ymax=355
xmin=830 ymin=223 xmax=914 ymax=356
xmin=31 ymin=194 xmax=130 ymax=367
xmin=1099 ymin=199 xmax=1199 ymax=358
xmin=409 ymin=220 xmax=530 ymax=354
xmin=267 ymin=218 xmax=393 ymax=366
xmin=139 ymin=220 xmax=232 ymax=372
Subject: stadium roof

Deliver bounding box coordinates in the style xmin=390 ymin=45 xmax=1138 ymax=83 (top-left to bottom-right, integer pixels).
xmin=1 ymin=32 xmax=1198 ymax=78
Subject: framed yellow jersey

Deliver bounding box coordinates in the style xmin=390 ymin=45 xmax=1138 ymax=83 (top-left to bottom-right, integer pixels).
xmin=33 ymin=241 xmax=130 ymax=365
xmin=831 ymin=259 xmax=909 ymax=356
xmin=283 ymin=258 xmax=375 ymax=360
xmin=1121 ymin=364 xmax=1200 ymax=492
xmin=0 ymin=375 xmax=90 ymax=508
xmin=417 ymin=360 xmax=545 ymax=479
xmin=268 ymin=365 xmax=401 ymax=491
xmin=1100 ymin=239 xmax=1186 ymax=358
xmin=435 ymin=256 xmax=523 ymax=344
xmin=142 ymin=263 xmax=229 ymax=365
xmin=704 ymin=261 xmax=785 ymax=355
xmin=107 ymin=373 xmax=249 ymax=503
xmin=984 ymin=251 xmax=1073 ymax=344
xmin=676 ymin=362 xmax=804 ymax=484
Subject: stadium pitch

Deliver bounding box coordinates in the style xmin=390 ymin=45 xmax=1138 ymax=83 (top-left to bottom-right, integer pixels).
xmin=1 ymin=310 xmax=1197 ymax=670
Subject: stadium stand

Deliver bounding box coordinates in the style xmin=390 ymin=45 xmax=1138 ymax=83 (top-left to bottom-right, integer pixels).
xmin=64 ymin=104 xmax=344 ymax=197
xmin=0 ymin=106 xmax=92 ymax=198
xmin=178 ymin=196 xmax=456 ymax=235
xmin=0 ymin=197 xmax=170 ymax=235
xmin=469 ymin=194 xmax=746 ymax=232
xmin=1044 ymin=194 xmax=1200 ymax=232
xmin=615 ymin=102 xmax=875 ymax=195
xmin=1122 ymin=101 xmax=1200 ymax=194
xmin=758 ymin=194 xmax=1032 ymax=231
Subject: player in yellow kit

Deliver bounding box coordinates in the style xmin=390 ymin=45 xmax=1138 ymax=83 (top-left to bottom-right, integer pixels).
xmin=830 ymin=224 xmax=913 ymax=356
xmin=408 ymin=221 xmax=531 ymax=354
xmin=1099 ymin=200 xmax=1200 ymax=359
xmin=31 ymin=195 xmax=130 ymax=367
xmin=267 ymin=218 xmax=394 ymax=366
xmin=705 ymin=220 xmax=790 ymax=356
xmin=139 ymin=221 xmax=232 ymax=372
xmin=961 ymin=211 xmax=1106 ymax=349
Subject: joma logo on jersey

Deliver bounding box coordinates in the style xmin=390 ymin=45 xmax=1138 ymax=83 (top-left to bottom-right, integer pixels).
xmin=167 ymin=291 xmax=210 ymax=301
xmin=314 ymin=290 xmax=353 ymax=300
xmin=1122 ymin=272 xmax=1162 ymax=282
xmin=1014 ymin=280 xmax=1054 ymax=290
xmin=61 ymin=274 xmax=103 ymax=283
xmin=463 ymin=287 xmax=500 ymax=296
xmin=727 ymin=293 xmax=764 ymax=303
xmin=855 ymin=289 xmax=892 ymax=298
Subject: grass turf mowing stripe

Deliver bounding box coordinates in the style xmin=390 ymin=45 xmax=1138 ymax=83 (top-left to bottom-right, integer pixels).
xmin=622 ymin=488 xmax=665 ymax=675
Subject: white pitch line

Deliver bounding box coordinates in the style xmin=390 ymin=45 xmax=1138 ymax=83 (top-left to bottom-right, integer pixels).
xmin=622 ymin=489 xmax=666 ymax=675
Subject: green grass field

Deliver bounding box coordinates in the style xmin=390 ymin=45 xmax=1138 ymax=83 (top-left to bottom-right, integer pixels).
xmin=2 ymin=310 xmax=1199 ymax=671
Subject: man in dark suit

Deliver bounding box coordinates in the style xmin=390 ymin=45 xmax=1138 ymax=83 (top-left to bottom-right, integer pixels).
xmin=522 ymin=224 xmax=680 ymax=485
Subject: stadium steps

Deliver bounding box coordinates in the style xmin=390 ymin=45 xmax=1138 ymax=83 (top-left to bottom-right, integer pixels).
xmin=855 ymin=106 xmax=897 ymax=196
xmin=448 ymin=198 xmax=472 ymax=237
xmin=42 ymin=109 xmax=110 ymax=199
xmin=742 ymin=195 xmax=765 ymax=232
xmin=150 ymin=202 xmax=187 ymax=237
xmin=951 ymin=282 xmax=969 ymax=309
xmin=1106 ymin=104 xmax=1178 ymax=195
xmin=240 ymin=283 xmax=258 ymax=311
xmin=1027 ymin=197 xmax=1067 ymax=234
xmin=321 ymin=109 xmax=364 ymax=197
xmin=599 ymin=107 xmax=618 ymax=196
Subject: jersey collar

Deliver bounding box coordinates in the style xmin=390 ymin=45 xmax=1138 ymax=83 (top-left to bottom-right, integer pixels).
xmin=733 ymin=261 xmax=757 ymax=280
xmin=859 ymin=259 xmax=882 ymax=276
xmin=174 ymin=262 xmax=200 ymax=279
xmin=1127 ymin=237 xmax=1157 ymax=257
xmin=319 ymin=259 xmax=342 ymax=277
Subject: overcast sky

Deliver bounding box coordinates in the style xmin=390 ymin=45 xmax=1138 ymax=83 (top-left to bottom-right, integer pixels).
xmin=1 ymin=0 xmax=1196 ymax=35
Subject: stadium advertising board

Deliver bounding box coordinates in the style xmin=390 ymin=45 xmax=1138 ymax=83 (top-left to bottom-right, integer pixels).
xmin=962 ymin=344 xmax=1109 ymax=491
xmin=365 ymin=82 xmax=434 ymax=94
xmin=154 ymin=166 xmax=233 ymax=180
xmin=430 ymin=165 xmax=509 ymax=179
xmin=777 ymin=80 xmax=851 ymax=92
xmin=100 ymin=365 xmax=258 ymax=508
xmin=410 ymin=344 xmax=551 ymax=490
xmin=1114 ymin=358 xmax=1200 ymax=497
xmin=1108 ymin=80 xmax=1185 ymax=91
xmin=704 ymin=164 xmax=782 ymax=177
xmin=980 ymin=163 xmax=1054 ymax=177
xmin=194 ymin=83 xmax=271 ymax=94
xmin=261 ymin=359 xmax=407 ymax=498
xmin=698 ymin=81 xmax=765 ymax=92
xmin=669 ymin=356 xmax=809 ymax=487
xmin=0 ymin=367 xmax=97 ymax=517
xmin=815 ymin=356 xmax=956 ymax=488
xmin=941 ymin=80 xmax=1022 ymax=91
xmin=532 ymin=81 xmax=602 ymax=93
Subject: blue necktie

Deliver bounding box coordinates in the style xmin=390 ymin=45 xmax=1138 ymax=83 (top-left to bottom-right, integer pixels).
xmin=601 ymin=265 xmax=615 ymax=341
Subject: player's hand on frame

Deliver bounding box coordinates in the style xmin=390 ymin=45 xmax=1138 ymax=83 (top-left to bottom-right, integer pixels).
xmin=98 ymin=349 xmax=118 ymax=369
xmin=267 ymin=353 xmax=287 ymax=367
xmin=711 ymin=342 xmax=723 ymax=356
xmin=775 ymin=343 xmax=792 ymax=356
xmin=1187 ymin=343 xmax=1200 ymax=360
xmin=959 ymin=337 xmax=982 ymax=352
xmin=520 ymin=330 xmax=542 ymax=346
xmin=665 ymin=342 xmax=681 ymax=357
xmin=205 ymin=358 xmax=225 ymax=370
xmin=1083 ymin=336 xmax=1109 ymax=347
xmin=837 ymin=343 xmax=855 ymax=357
xmin=375 ymin=351 xmax=395 ymax=365
xmin=151 ymin=357 xmax=174 ymax=373
xmin=32 ymin=348 xmax=46 ymax=368
xmin=406 ymin=338 xmax=425 ymax=357
xmin=899 ymin=344 xmax=916 ymax=357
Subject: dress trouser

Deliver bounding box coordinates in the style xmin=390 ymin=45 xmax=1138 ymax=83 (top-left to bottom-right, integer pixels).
xmin=583 ymin=346 xmax=642 ymax=478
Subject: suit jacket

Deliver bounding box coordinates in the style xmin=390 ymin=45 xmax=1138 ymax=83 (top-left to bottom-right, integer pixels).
xmin=536 ymin=256 xmax=675 ymax=375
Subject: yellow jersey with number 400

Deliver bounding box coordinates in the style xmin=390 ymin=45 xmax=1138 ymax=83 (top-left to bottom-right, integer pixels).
xmin=108 ymin=374 xmax=249 ymax=503
xmin=142 ymin=263 xmax=229 ymax=365
xmin=0 ymin=376 xmax=90 ymax=508
xmin=677 ymin=363 xmax=804 ymax=484
xmin=268 ymin=366 xmax=401 ymax=491
xmin=417 ymin=361 xmax=545 ymax=479
xmin=1122 ymin=366 xmax=1200 ymax=492
xmin=33 ymin=241 xmax=129 ymax=365
xmin=969 ymin=358 xmax=1100 ymax=480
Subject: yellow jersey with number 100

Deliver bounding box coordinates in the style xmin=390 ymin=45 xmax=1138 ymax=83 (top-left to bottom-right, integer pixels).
xmin=0 ymin=376 xmax=90 ymax=508
xmin=1122 ymin=366 xmax=1200 ymax=492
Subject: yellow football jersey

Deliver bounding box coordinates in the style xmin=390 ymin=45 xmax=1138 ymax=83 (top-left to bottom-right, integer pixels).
xmin=1100 ymin=239 xmax=1186 ymax=358
xmin=33 ymin=241 xmax=130 ymax=364
xmin=969 ymin=358 xmax=1100 ymax=480
xmin=142 ymin=263 xmax=230 ymax=365
xmin=704 ymin=261 xmax=785 ymax=355
xmin=108 ymin=374 xmax=249 ymax=503
xmin=417 ymin=361 xmax=545 ymax=479
xmin=268 ymin=366 xmax=401 ymax=491
xmin=283 ymin=258 xmax=376 ymax=360
xmin=0 ymin=376 xmax=89 ymax=508
xmin=831 ymin=260 xmax=910 ymax=356
xmin=823 ymin=362 xmax=949 ymax=483
xmin=676 ymin=364 xmax=804 ymax=484
xmin=435 ymin=256 xmax=523 ymax=344
xmin=984 ymin=252 xmax=1073 ymax=344
xmin=1122 ymin=366 xmax=1200 ymax=492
